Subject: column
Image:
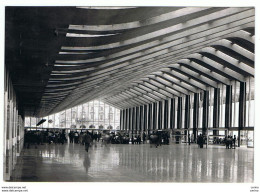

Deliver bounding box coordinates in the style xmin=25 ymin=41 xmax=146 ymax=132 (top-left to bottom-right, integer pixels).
xmin=153 ymin=102 xmax=157 ymax=130
xmin=193 ymin=93 xmax=199 ymax=141
xmin=148 ymin=104 xmax=152 ymax=132
xmin=129 ymin=108 xmax=132 ymax=134
xmin=238 ymin=82 xmax=246 ymax=147
xmin=185 ymin=95 xmax=190 ymax=134
xmin=135 ymin=106 xmax=139 ymax=134
xmin=170 ymin=98 xmax=175 ymax=129
xmin=143 ymin=105 xmax=147 ymax=132
xmin=132 ymin=107 xmax=135 ymax=135
xmin=158 ymin=101 xmax=162 ymax=130
xmin=213 ymin=88 xmax=220 ymax=135
xmin=202 ymin=90 xmax=209 ymax=136
xmin=120 ymin=110 xmax=123 ymax=130
xmin=225 ymin=85 xmax=232 ymax=130
xmin=126 ymin=109 xmax=129 ymax=132
xmin=177 ymin=97 xmax=182 ymax=129
xmin=164 ymin=99 xmax=169 ymax=129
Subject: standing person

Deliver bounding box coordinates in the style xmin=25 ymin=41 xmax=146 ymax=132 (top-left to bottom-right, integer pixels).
xmin=188 ymin=134 xmax=191 ymax=145
xmin=225 ymin=136 xmax=229 ymax=149
xmin=74 ymin=131 xmax=79 ymax=144
xmin=198 ymin=134 xmax=204 ymax=148
xmin=83 ymin=131 xmax=92 ymax=152
xmin=93 ymin=132 xmax=98 ymax=147
xmin=69 ymin=131 xmax=74 ymax=143
xmin=97 ymin=132 xmax=102 ymax=142
xmin=142 ymin=132 xmax=146 ymax=144
xmin=60 ymin=130 xmax=66 ymax=145
xmin=229 ymin=136 xmax=233 ymax=149
xmin=233 ymin=135 xmax=237 ymax=149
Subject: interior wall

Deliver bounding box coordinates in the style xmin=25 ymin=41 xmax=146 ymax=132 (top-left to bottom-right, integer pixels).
xmin=3 ymin=68 xmax=25 ymax=181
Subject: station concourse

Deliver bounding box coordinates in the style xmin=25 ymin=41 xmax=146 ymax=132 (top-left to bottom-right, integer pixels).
xmin=3 ymin=6 xmax=255 ymax=182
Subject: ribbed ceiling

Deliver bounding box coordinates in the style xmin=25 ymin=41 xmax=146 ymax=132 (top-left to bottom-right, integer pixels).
xmin=5 ymin=7 xmax=255 ymax=117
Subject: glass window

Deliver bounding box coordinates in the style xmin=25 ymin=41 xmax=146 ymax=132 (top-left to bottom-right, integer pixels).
xmin=39 ymin=100 xmax=120 ymax=130
xmin=25 ymin=117 xmax=30 ymax=127
xmin=77 ymin=105 xmax=82 ymax=128
xmin=42 ymin=116 xmax=48 ymax=128
xmin=66 ymin=109 xmax=72 ymax=128
xmin=31 ymin=117 xmax=36 ymax=127
xmin=54 ymin=113 xmax=62 ymax=128
xmin=71 ymin=107 xmax=77 ymax=128
xmin=48 ymin=114 xmax=54 ymax=128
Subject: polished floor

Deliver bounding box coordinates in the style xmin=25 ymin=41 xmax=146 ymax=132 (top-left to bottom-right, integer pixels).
xmin=10 ymin=142 xmax=254 ymax=182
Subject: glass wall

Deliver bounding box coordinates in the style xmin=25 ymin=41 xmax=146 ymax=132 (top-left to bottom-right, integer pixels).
xmin=24 ymin=100 xmax=120 ymax=130
xmin=4 ymin=69 xmax=25 ymax=180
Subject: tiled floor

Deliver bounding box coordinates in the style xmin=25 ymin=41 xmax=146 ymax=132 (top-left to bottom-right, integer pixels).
xmin=10 ymin=142 xmax=254 ymax=182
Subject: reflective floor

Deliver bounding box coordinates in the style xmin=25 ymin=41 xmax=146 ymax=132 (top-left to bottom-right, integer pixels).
xmin=10 ymin=142 xmax=254 ymax=182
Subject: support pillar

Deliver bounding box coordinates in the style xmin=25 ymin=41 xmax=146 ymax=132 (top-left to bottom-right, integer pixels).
xmin=170 ymin=98 xmax=175 ymax=129
xmin=185 ymin=95 xmax=190 ymax=131
xmin=177 ymin=97 xmax=182 ymax=129
xmin=202 ymin=90 xmax=209 ymax=136
xmin=164 ymin=99 xmax=169 ymax=129
xmin=140 ymin=106 xmax=143 ymax=133
xmin=143 ymin=105 xmax=147 ymax=132
xmin=225 ymin=85 xmax=232 ymax=133
xmin=213 ymin=88 xmax=220 ymax=136
xmin=120 ymin=110 xmax=123 ymax=130
xmin=238 ymin=82 xmax=246 ymax=147
xmin=153 ymin=102 xmax=157 ymax=131
xmin=158 ymin=101 xmax=162 ymax=130
xmin=193 ymin=93 xmax=199 ymax=141
xmin=148 ymin=104 xmax=152 ymax=133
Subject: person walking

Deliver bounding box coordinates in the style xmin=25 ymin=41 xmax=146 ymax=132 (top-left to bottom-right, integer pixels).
xmin=83 ymin=132 xmax=92 ymax=152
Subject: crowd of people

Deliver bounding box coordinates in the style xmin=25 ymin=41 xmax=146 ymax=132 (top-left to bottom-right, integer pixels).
xmin=196 ymin=134 xmax=237 ymax=149
xmin=23 ymin=129 xmax=237 ymax=151
xmin=224 ymin=135 xmax=237 ymax=149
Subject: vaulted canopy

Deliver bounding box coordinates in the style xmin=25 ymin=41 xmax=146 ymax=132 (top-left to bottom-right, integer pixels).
xmin=5 ymin=6 xmax=254 ymax=117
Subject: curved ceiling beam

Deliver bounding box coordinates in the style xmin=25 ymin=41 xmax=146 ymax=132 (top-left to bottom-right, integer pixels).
xmin=138 ymin=81 xmax=176 ymax=98
xmin=109 ymin=90 xmax=148 ymax=105
xmin=46 ymin=65 xmax=158 ymax=113
xmin=46 ymin=64 xmax=159 ymax=103
xmin=200 ymin=47 xmax=254 ymax=76
xmin=131 ymin=86 xmax=160 ymax=101
xmin=148 ymin=76 xmax=190 ymax=95
xmin=51 ymin=23 xmax=254 ymax=87
xmin=212 ymin=39 xmax=254 ymax=62
xmin=69 ymin=7 xmax=207 ymax=32
xmin=57 ymin=14 xmax=254 ymax=65
xmin=107 ymin=94 xmax=150 ymax=108
xmin=175 ymin=59 xmax=231 ymax=85
xmin=139 ymin=78 xmax=182 ymax=97
xmin=134 ymin=85 xmax=165 ymax=101
xmin=161 ymin=70 xmax=207 ymax=90
xmin=167 ymin=65 xmax=218 ymax=88
xmin=187 ymin=53 xmax=246 ymax=81
xmin=107 ymin=94 xmax=142 ymax=107
xmin=152 ymin=73 xmax=199 ymax=93
xmin=61 ymin=8 xmax=252 ymax=51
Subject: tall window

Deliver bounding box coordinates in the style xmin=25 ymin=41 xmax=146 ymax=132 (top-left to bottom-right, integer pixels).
xmin=24 ymin=99 xmax=121 ymax=130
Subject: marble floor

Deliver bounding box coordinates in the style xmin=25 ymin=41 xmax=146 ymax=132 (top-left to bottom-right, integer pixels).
xmin=10 ymin=142 xmax=254 ymax=182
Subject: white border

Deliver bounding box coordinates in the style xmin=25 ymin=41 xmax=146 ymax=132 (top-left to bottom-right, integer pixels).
xmin=0 ymin=1 xmax=259 ymax=192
